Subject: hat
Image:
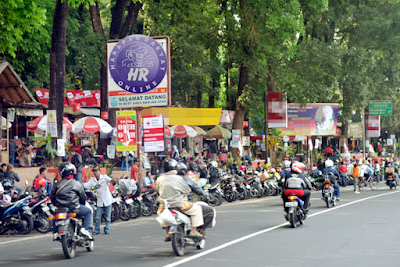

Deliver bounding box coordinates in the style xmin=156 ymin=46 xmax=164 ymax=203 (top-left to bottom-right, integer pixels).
xmin=92 ymin=166 xmax=100 ymax=172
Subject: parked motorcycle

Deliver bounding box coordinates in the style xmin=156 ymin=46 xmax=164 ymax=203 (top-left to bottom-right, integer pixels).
xmin=221 ymin=177 xmax=237 ymax=202
xmin=29 ymin=195 xmax=54 ymax=233
xmin=0 ymin=194 xmax=34 ymax=235
xmin=284 ymin=194 xmax=306 ymax=228
xmin=51 ymin=207 xmax=94 ymax=259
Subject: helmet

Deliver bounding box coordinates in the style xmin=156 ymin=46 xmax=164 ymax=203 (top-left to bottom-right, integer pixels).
xmin=325 ymin=159 xmax=334 ymax=168
xmin=166 ymin=159 xmax=178 ymax=172
xmin=270 ymin=168 xmax=276 ymax=173
xmin=177 ymin=162 xmax=187 ymax=175
xmin=291 ymin=162 xmax=305 ymax=173
xmin=210 ymin=161 xmax=218 ymax=168
xmin=265 ymin=163 xmax=270 ymax=168
xmin=284 ymin=160 xmax=291 ymax=168
xmin=58 ymin=162 xmax=76 ymax=177
xmin=149 ymin=184 xmax=155 ymax=189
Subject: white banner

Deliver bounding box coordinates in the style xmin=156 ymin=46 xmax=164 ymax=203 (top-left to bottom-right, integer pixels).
xmin=46 ymin=110 xmax=58 ymax=137
xmin=107 ymin=145 xmax=116 ymax=159
xmin=57 ymin=139 xmax=65 ymax=157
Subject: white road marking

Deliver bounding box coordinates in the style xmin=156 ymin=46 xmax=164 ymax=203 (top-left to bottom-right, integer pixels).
xmin=163 ymin=190 xmax=400 ymax=267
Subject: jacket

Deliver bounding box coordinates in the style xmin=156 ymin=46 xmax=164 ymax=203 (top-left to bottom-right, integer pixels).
xmin=50 ymin=178 xmax=86 ymax=210
xmin=285 ymin=172 xmax=311 ymax=189
xmin=208 ymin=167 xmax=219 ymax=184
xmin=71 ymin=153 xmax=83 ymax=169
xmin=183 ymin=176 xmax=205 ymax=202
xmin=155 ymin=171 xmax=190 ymax=208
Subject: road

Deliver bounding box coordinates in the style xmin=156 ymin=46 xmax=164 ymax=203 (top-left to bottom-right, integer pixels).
xmin=1 ymin=186 xmax=399 ymax=267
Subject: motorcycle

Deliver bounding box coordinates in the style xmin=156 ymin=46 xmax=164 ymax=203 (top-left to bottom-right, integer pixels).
xmin=51 ymin=207 xmax=94 ymax=259
xmin=29 ymin=194 xmax=54 ymax=233
xmin=141 ymin=189 xmax=156 ymax=217
xmin=322 ymin=179 xmax=337 ymax=208
xmin=200 ymin=178 xmax=223 ymax=206
xmin=284 ymin=194 xmax=306 ymax=228
xmin=221 ymin=177 xmax=237 ymax=202
xmin=156 ymin=200 xmax=208 ymax=256
xmin=385 ymin=173 xmax=397 ymax=190
xmin=0 ymin=194 xmax=34 ymax=235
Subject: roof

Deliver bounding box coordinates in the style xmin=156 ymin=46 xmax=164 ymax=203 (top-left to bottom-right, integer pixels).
xmin=0 ymin=60 xmax=43 ymax=108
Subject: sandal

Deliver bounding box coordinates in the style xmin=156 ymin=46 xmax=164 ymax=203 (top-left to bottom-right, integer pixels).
xmin=164 ymin=235 xmax=172 ymax=242
xmin=188 ymin=232 xmax=203 ymax=238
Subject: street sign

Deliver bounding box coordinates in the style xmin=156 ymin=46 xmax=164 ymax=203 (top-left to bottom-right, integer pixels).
xmin=143 ymin=114 xmax=165 ymax=152
xmin=116 ymin=110 xmax=137 ymax=152
xmin=267 ymin=136 xmax=276 ymax=149
xmin=369 ymin=100 xmax=392 ymax=116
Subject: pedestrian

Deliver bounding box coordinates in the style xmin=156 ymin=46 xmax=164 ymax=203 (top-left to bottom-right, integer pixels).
xmin=34 ymin=167 xmax=53 ymax=195
xmin=83 ymin=166 xmax=117 ymax=235
xmin=325 ymin=146 xmax=333 ymax=158
xmin=338 ymin=161 xmax=348 ymax=187
xmin=16 ymin=138 xmax=32 ymax=167
xmin=352 ymin=162 xmax=360 ymax=193
xmin=70 ymin=149 xmax=83 ymax=182
xmin=6 ymin=164 xmax=23 ymax=198
xmin=8 ymin=139 xmax=16 ymax=167
xmin=130 ymin=159 xmax=140 ymax=182
xmin=171 ymin=145 xmax=179 ymax=160
xmin=194 ymin=143 xmax=200 ymax=157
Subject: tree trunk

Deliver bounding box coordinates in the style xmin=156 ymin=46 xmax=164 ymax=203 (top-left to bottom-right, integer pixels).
xmin=119 ymin=1 xmax=142 ymax=38
xmin=231 ymin=63 xmax=249 ymax=160
xmin=49 ymin=0 xmax=69 ymax=143
xmin=109 ymin=0 xmax=127 ymax=39
xmin=196 ymin=89 xmax=202 ymax=108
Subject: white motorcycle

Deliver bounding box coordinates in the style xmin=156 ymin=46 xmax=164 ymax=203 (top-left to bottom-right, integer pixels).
xmin=156 ymin=200 xmax=216 ymax=256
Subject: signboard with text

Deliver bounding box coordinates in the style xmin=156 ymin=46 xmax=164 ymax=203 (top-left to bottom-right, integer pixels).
xmin=369 ymin=100 xmax=392 ymax=116
xmin=107 ymin=35 xmax=170 ymax=108
xmin=116 ymin=110 xmax=137 ymax=151
xmin=143 ymin=115 xmax=165 ymax=152
xmin=232 ymin=129 xmax=241 ymax=148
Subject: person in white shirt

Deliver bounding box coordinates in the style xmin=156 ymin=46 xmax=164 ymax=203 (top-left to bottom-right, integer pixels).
xmin=83 ymin=166 xmax=117 ymax=235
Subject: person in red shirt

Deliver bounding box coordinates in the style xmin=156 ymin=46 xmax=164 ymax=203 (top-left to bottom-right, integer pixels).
xmin=338 ymin=161 xmax=348 ymax=187
xmin=325 ymin=146 xmax=333 ymax=158
xmin=130 ymin=159 xmax=140 ymax=182
xmin=33 ymin=167 xmax=49 ymax=195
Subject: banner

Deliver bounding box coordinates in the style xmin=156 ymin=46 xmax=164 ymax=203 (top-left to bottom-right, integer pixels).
xmin=279 ymin=103 xmax=339 ymax=136
xmin=366 ymin=115 xmax=380 ymax=138
xmin=143 ymin=114 xmax=165 ymax=152
xmin=46 ymin=110 xmax=57 ymax=137
xmin=107 ymin=145 xmax=116 ymax=159
xmin=107 ymin=35 xmax=170 ymax=108
xmin=116 ymin=110 xmax=137 ymax=151
xmin=35 ymin=88 xmax=100 ymax=107
xmin=232 ymin=129 xmax=241 ymax=148
xmin=348 ymin=122 xmax=363 ymax=138
xmin=57 ymin=139 xmax=66 ymax=157
xmin=220 ymin=110 xmax=235 ymax=124
xmin=35 ymin=88 xmax=69 ymax=107
xmin=268 ymin=92 xmax=287 ymax=128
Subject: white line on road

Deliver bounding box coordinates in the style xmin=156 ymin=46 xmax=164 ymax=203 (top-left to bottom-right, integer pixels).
xmin=163 ymin=190 xmax=400 ymax=267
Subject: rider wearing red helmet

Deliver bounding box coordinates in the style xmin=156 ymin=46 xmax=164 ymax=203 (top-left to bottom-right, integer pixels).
xmin=283 ymin=161 xmax=312 ymax=213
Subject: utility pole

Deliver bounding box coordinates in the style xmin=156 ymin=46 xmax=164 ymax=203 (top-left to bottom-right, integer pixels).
xmin=362 ymin=108 xmax=366 ymax=160
xmin=264 ymin=91 xmax=269 ymax=165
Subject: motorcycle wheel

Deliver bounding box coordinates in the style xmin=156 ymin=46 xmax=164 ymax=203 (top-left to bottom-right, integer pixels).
xmin=35 ymin=213 xmax=51 ymax=233
xmin=0 ymin=224 xmax=7 ymax=235
xmin=325 ymin=197 xmax=332 ymax=208
xmin=120 ymin=203 xmax=132 ymax=221
xmin=61 ymin=224 xmax=76 ymax=259
xmin=244 ymin=189 xmax=251 ymax=199
xmin=17 ymin=213 xmax=34 ymax=235
xmin=224 ymin=189 xmax=236 ymax=202
xmin=238 ymin=190 xmax=246 ymax=200
xmin=107 ymin=202 xmax=121 ymax=222
xmin=86 ymin=240 xmax=94 ymax=252
xmin=172 ymin=225 xmax=186 ymax=256
xmin=289 ymin=211 xmax=297 ymax=228
xmin=131 ymin=200 xmax=141 ymax=219
xmin=208 ymin=193 xmax=223 ymax=206
xmin=249 ymin=187 xmax=258 ymax=198
xmin=256 ymin=188 xmax=263 ymax=198
xmin=141 ymin=201 xmax=154 ymax=217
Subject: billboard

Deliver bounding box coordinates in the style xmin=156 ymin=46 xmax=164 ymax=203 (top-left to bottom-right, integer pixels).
xmin=366 ymin=115 xmax=380 ymax=138
xmin=268 ymin=92 xmax=287 ymax=128
xmin=107 ymin=35 xmax=170 ymax=108
xmin=116 ymin=110 xmax=137 ymax=152
xmin=279 ymin=103 xmax=339 ymax=136
xmin=143 ymin=114 xmax=165 ymax=152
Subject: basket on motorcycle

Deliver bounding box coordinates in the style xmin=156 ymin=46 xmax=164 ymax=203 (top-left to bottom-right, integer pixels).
xmin=119 ymin=179 xmax=137 ymax=195
xmin=385 ymin=167 xmax=395 ymax=174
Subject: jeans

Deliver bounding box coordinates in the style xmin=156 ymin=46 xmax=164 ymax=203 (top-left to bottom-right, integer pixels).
xmin=95 ymin=205 xmax=112 ymax=233
xmin=353 ymin=177 xmax=359 ymax=192
xmin=75 ymin=169 xmax=82 ymax=182
xmin=14 ymin=185 xmax=23 ymax=198
xmin=340 ymin=174 xmax=347 ymax=187
xmin=45 ymin=182 xmax=52 ymax=196
xmin=77 ymin=205 xmax=93 ymax=231
xmin=9 ymin=155 xmax=15 ymax=166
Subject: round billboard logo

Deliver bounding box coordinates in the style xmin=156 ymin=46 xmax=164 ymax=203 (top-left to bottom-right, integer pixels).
xmin=109 ymin=35 xmax=167 ymax=94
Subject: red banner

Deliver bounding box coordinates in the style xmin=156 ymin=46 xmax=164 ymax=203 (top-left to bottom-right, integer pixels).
xmin=366 ymin=115 xmax=380 ymax=138
xmin=268 ymin=92 xmax=287 ymax=128
xmin=143 ymin=115 xmax=165 ymax=152
xmin=35 ymin=88 xmax=100 ymax=107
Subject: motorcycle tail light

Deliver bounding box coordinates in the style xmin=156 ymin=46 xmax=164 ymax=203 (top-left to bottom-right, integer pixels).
xmin=48 ymin=216 xmax=54 ymax=221
xmin=56 ymin=213 xmax=67 ymax=220
xmin=324 ymin=184 xmax=330 ymax=189
xmin=389 ymin=175 xmax=392 ymax=178
xmin=69 ymin=213 xmax=76 ymax=218
xmin=288 ymin=196 xmax=296 ymax=201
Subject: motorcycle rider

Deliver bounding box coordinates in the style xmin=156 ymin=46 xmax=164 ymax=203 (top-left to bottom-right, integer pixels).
xmin=322 ymin=159 xmax=341 ymax=200
xmin=208 ymin=161 xmax=220 ymax=185
xmin=156 ymin=159 xmax=204 ymax=241
xmin=280 ymin=160 xmax=292 ymax=179
xmin=283 ymin=162 xmax=312 ymax=213
xmin=50 ymin=162 xmax=93 ymax=238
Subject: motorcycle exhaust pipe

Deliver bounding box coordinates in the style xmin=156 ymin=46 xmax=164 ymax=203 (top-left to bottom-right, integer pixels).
xmin=73 ymin=235 xmax=80 ymax=242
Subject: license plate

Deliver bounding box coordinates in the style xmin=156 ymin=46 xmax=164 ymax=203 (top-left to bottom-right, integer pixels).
xmin=42 ymin=206 xmax=50 ymax=212
xmin=55 ymin=221 xmax=65 ymax=226
xmin=325 ymin=193 xmax=329 ymax=197
xmin=246 ymin=185 xmax=251 ymax=189
xmin=285 ymin=202 xmax=298 ymax=207
xmin=126 ymin=199 xmax=133 ymax=204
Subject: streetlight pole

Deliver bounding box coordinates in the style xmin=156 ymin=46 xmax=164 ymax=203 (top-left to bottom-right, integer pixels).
xmin=362 ymin=108 xmax=366 ymax=160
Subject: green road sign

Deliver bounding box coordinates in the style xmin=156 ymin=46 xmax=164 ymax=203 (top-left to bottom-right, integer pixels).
xmin=369 ymin=100 xmax=392 ymax=116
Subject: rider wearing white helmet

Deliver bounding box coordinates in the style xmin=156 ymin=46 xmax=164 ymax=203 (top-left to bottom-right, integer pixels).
xmin=208 ymin=161 xmax=219 ymax=185
xmin=322 ymin=159 xmax=341 ymax=200
xmin=281 ymin=160 xmax=292 ymax=179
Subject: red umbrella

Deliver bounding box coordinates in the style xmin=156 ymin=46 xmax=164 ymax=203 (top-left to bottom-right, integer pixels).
xmin=164 ymin=126 xmax=173 ymax=138
xmin=170 ymin=125 xmax=198 ymax=138
xmin=27 ymin=115 xmax=73 ymax=133
xmin=72 ymin=116 xmax=112 ymax=134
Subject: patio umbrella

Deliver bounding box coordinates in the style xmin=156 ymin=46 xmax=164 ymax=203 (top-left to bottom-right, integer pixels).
xmin=164 ymin=126 xmax=173 ymax=139
xmin=27 ymin=115 xmax=73 ymax=133
xmin=206 ymin=125 xmax=231 ymax=139
xmin=72 ymin=116 xmax=112 ymax=134
xmin=192 ymin=126 xmax=207 ymax=136
xmin=170 ymin=125 xmax=198 ymax=138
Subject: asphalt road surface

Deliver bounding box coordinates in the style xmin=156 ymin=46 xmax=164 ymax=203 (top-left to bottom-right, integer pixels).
xmin=1 ymin=185 xmax=399 ymax=267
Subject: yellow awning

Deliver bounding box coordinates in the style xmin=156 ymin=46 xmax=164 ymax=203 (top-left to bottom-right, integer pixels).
xmin=141 ymin=107 xmax=222 ymax=126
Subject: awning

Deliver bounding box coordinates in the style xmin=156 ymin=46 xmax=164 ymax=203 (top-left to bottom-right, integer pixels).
xmin=141 ymin=107 xmax=222 ymax=126
xmin=0 ymin=61 xmax=42 ymax=108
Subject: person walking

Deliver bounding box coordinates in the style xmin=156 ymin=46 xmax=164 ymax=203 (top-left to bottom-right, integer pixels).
xmin=338 ymin=161 xmax=348 ymax=187
xmin=352 ymin=162 xmax=360 ymax=193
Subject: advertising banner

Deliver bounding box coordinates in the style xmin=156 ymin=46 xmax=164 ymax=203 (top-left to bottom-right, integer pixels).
xmin=348 ymin=122 xmax=363 ymax=138
xmin=143 ymin=114 xmax=165 ymax=152
xmin=232 ymin=129 xmax=241 ymax=148
xmin=65 ymin=90 xmax=100 ymax=107
xmin=366 ymin=115 xmax=380 ymax=138
xmin=35 ymin=88 xmax=69 ymax=107
xmin=268 ymin=92 xmax=287 ymax=128
xmin=107 ymin=35 xmax=170 ymax=108
xmin=46 ymin=110 xmax=57 ymax=137
xmin=116 ymin=110 xmax=137 ymax=151
xmin=279 ymin=104 xmax=339 ymax=136
xmin=220 ymin=110 xmax=235 ymax=124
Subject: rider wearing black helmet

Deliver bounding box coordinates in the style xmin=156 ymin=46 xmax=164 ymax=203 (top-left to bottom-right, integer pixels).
xmin=177 ymin=162 xmax=209 ymax=202
xmin=50 ymin=162 xmax=93 ymax=238
xmin=156 ymin=159 xmax=204 ymax=241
